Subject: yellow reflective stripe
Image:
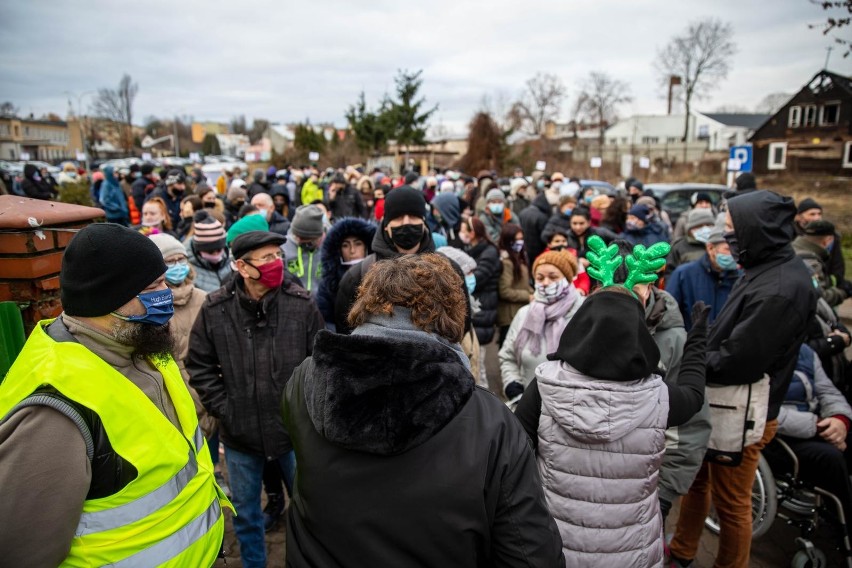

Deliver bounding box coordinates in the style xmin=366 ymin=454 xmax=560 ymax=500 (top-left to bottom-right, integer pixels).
xmin=111 ymin=497 xmax=221 ymax=568
xmin=76 ymin=450 xmax=198 ymax=536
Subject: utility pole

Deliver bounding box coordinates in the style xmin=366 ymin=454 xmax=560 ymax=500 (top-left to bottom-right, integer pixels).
xmin=825 ymin=46 xmax=833 ymax=70
xmin=173 ymin=116 xmax=180 ymax=157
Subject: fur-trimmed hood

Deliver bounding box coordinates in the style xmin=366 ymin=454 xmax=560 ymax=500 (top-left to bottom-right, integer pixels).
xmin=301 ymin=329 xmax=475 ymax=455
xmin=319 ymin=217 xmax=377 ymax=280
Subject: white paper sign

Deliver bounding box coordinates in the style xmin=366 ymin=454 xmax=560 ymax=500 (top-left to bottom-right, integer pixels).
xmin=141 ymin=152 xmax=153 ymax=162
xmin=727 ymin=158 xmax=742 ymax=172
xmin=639 ymin=157 xmax=651 ymax=169
xmin=535 ymin=160 xmax=546 ymax=171
xmin=590 ymin=157 xmax=602 ymax=168
xmin=308 ymin=152 xmax=320 ymax=162
xmin=76 ymin=151 xmax=87 ymax=162
xmin=20 ymin=152 xmax=31 ymax=161
xmin=189 ymin=152 xmax=201 ymax=162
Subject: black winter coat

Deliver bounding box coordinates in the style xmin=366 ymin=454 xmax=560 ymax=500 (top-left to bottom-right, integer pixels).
xmin=706 ymin=191 xmax=817 ymax=420
xmin=21 ymin=165 xmax=57 ymax=200
xmin=267 ymin=210 xmax=291 ymax=237
xmin=131 ymin=175 xmax=156 ymax=212
xmin=329 ymin=185 xmax=366 ymax=221
xmin=187 ymin=277 xmax=324 ymax=458
xmin=283 ymin=329 xmax=564 ymax=568
xmin=469 ymin=241 xmax=502 ymax=344
xmin=518 ymin=193 xmax=552 ymax=267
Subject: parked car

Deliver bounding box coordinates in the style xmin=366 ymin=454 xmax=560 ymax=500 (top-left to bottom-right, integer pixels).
xmin=644 ymin=183 xmax=728 ymax=225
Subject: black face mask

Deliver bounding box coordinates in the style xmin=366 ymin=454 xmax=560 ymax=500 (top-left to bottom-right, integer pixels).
xmin=389 ymin=223 xmax=424 ymax=251
xmin=203 ymin=202 xmax=216 ymax=208
xmin=723 ymin=230 xmax=740 ymax=262
xmin=301 ymin=241 xmax=318 ymax=252
xmin=550 ymin=245 xmax=567 ymax=252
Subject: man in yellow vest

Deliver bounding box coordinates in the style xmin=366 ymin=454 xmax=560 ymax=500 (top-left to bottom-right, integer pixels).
xmin=0 ymin=223 xmax=231 ymax=567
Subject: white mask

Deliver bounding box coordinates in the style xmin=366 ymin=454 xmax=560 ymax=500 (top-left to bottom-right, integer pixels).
xmin=535 ymin=278 xmax=569 ymax=304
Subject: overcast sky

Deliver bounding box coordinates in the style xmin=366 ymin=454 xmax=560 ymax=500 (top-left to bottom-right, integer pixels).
xmin=1 ymin=0 xmax=849 ymax=136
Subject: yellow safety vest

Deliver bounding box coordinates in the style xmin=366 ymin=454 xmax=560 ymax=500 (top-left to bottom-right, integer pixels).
xmin=0 ymin=319 xmax=233 ymax=567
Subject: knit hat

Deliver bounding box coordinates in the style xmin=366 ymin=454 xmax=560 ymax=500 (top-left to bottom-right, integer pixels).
xmin=227 ymin=185 xmax=248 ymax=202
xmin=735 ymin=172 xmax=756 ymax=191
xmin=635 ymin=196 xmax=656 ymax=210
xmin=436 ymin=246 xmax=476 ymax=275
xmin=533 ymin=250 xmax=578 ymax=281
xmin=192 ymin=211 xmax=227 ymax=251
xmin=629 ymin=180 xmax=644 ymax=191
xmin=164 ymin=169 xmax=185 ymax=186
xmin=227 ymin=214 xmax=270 ymax=245
xmin=707 ymin=226 xmax=726 ymax=244
xmin=691 ymin=192 xmax=713 ymax=206
xmin=485 ymin=188 xmax=505 ymax=202
xmin=404 ymin=171 xmax=420 ymax=185
xmin=797 ymin=197 xmax=822 ymax=214
xmin=509 ymin=178 xmax=528 ymax=194
xmin=141 ymin=163 xmax=154 ymax=175
xmin=149 ymin=233 xmax=186 ymax=259
xmin=61 ymin=223 xmax=167 ymax=317
xmin=560 ymin=181 xmax=581 ymax=197
xmin=551 ymin=172 xmax=565 ymax=182
xmin=686 ymin=208 xmax=716 ymax=231
xmin=628 ymin=204 xmax=650 ymax=223
xmin=804 ymin=220 xmax=835 ymax=236
xmin=291 ymin=204 xmax=325 ymax=238
xmin=383 ymin=186 xmax=426 ymax=224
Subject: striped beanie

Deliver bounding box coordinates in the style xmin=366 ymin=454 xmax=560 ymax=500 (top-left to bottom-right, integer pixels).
xmin=193 ymin=211 xmax=227 ymax=251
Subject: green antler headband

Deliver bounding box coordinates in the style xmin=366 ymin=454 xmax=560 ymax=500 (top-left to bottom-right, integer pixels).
xmin=585 ymin=235 xmax=671 ymax=292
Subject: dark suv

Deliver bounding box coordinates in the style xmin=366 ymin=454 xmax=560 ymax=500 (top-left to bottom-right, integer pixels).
xmin=644 ymin=183 xmax=728 ymax=225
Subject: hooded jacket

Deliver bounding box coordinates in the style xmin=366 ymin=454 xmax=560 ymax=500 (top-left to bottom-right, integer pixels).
xmin=315 ymin=218 xmax=376 ymax=329
xmin=184 ymin=238 xmax=233 ymax=293
xmin=468 ymin=240 xmax=502 ymax=344
xmin=622 ymin=221 xmax=670 ymax=248
xmin=519 ymin=193 xmax=552 ymax=266
xmin=429 ymin=192 xmax=464 ymax=248
xmin=479 ymin=207 xmax=518 ymax=243
xmin=665 ymin=235 xmax=708 ymax=277
xmin=98 ymin=166 xmax=129 ymax=222
xmin=187 ymin=276 xmax=323 ymax=458
xmin=283 ymin=321 xmax=564 ymax=568
xmin=706 ymin=191 xmax=818 ymax=420
xmin=792 ymin=236 xmax=848 ymax=307
xmin=283 ymin=229 xmax=323 ymax=294
xmin=21 ymin=164 xmax=57 ymax=200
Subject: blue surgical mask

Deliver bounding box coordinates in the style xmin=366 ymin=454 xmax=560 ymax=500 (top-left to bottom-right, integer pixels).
xmin=111 ymin=289 xmax=174 ymax=326
xmin=562 ymin=208 xmax=573 ymax=218
xmin=465 ymin=274 xmax=477 ymax=294
xmin=165 ymin=262 xmax=190 ymax=285
xmin=692 ymin=226 xmax=713 ymax=244
xmin=488 ymin=203 xmax=504 ymax=215
xmin=715 ymin=252 xmax=737 ymax=271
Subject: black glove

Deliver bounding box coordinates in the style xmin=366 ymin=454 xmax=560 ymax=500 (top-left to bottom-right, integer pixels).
xmin=690 ymin=301 xmax=711 ymax=329
xmin=840 ymin=280 xmax=852 ymax=297
xmin=505 ymin=381 xmax=525 ymax=400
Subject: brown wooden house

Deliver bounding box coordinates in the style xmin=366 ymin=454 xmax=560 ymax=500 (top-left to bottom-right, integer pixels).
xmin=749 ymin=70 xmax=852 ymax=175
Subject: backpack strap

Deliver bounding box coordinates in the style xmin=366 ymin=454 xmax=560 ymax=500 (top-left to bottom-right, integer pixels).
xmin=2 ymin=392 xmax=94 ymax=462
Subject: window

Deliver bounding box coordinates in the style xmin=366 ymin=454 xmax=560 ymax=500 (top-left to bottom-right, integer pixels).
xmin=804 ymin=105 xmax=817 ymax=127
xmin=820 ymin=102 xmax=840 ymax=126
xmin=667 ymin=136 xmax=680 ymax=143
xmin=621 ymin=137 xmax=628 ymax=145
xmin=768 ymin=142 xmax=787 ymax=170
xmin=843 ymin=142 xmax=852 ymax=169
xmin=641 ymin=136 xmax=659 ymax=144
xmin=788 ymin=106 xmax=801 ymax=127
xmin=697 ymin=125 xmax=709 ymax=139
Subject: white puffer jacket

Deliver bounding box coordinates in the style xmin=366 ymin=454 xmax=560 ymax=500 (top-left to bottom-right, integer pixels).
xmin=536 ymin=361 xmax=669 ymax=567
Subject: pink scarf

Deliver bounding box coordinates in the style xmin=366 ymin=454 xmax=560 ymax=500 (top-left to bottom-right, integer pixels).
xmin=513 ymin=285 xmax=579 ymax=359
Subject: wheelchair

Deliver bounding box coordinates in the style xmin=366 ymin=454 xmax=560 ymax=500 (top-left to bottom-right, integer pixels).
xmin=704 ymin=438 xmax=852 ymax=568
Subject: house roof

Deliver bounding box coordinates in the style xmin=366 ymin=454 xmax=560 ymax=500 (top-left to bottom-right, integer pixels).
xmin=700 ymin=113 xmax=770 ymax=129
xmin=808 ymin=69 xmax=852 ymax=97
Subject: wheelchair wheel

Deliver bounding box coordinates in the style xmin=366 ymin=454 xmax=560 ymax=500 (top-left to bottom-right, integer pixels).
xmin=791 ymin=539 xmax=828 ymax=568
xmin=704 ymin=454 xmax=777 ymax=539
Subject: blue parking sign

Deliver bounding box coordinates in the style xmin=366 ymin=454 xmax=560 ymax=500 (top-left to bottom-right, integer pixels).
xmin=729 ymin=145 xmax=753 ymax=173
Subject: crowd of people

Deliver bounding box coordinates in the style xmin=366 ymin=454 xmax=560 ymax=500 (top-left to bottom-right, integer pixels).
xmin=2 ymin=159 xmax=852 ymax=568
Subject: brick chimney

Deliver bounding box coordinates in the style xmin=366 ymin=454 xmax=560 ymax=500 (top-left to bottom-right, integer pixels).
xmin=0 ymin=196 xmax=104 ymax=334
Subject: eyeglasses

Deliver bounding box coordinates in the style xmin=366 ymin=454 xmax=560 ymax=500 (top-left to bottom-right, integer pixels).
xmin=245 ymin=251 xmax=283 ymax=264
xmin=164 ymin=259 xmax=188 ymax=268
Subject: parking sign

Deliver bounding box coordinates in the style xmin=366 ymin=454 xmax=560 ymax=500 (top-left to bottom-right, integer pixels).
xmin=729 ymin=145 xmax=753 ymax=173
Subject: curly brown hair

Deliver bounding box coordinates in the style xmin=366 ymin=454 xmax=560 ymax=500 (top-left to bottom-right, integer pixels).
xmin=347 ymin=253 xmax=467 ymax=342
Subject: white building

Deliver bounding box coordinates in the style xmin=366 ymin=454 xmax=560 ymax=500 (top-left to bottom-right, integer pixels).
xmin=215 ymin=134 xmax=250 ymax=158
xmin=264 ymin=124 xmax=295 ymax=155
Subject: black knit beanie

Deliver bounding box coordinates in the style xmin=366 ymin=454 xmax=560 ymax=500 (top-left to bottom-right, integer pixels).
xmin=61 ymin=223 xmax=167 ymax=317
xmin=797 ymin=197 xmax=822 ymax=214
xmin=382 ymin=186 xmax=426 ymax=226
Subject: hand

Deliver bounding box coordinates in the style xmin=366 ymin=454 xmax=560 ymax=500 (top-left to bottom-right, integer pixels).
xmin=818 ymin=417 xmax=848 ymax=451
xmin=579 ymin=257 xmax=590 ymax=268
xmin=505 ymin=381 xmax=524 ymax=400
xmin=690 ymin=301 xmax=711 ymax=329
xmin=830 ymin=329 xmax=852 ymax=347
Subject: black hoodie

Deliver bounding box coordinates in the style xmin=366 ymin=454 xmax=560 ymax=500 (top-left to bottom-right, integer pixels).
xmin=706 ymin=191 xmax=817 ymax=420
xmin=518 ymin=192 xmax=552 ymax=266
xmin=21 ymin=164 xmax=56 ymax=200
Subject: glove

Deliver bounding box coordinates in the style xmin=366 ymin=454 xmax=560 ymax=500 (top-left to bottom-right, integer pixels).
xmin=504 ymin=381 xmax=525 ymax=400
xmin=840 ymin=280 xmax=852 ymax=297
xmin=690 ymin=301 xmax=711 ymax=329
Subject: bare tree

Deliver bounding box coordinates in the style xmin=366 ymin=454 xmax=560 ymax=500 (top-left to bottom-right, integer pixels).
xmin=0 ymin=102 xmax=18 ymax=118
xmin=755 ymin=92 xmax=791 ymax=114
xmin=511 ymin=72 xmax=566 ymax=137
xmin=808 ymin=0 xmax=851 ymax=58
xmin=655 ymin=19 xmax=736 ymax=141
xmin=230 ymin=115 xmax=248 ymax=135
xmin=575 ymin=71 xmax=632 ymax=146
xmin=92 ymin=74 xmax=138 ymax=152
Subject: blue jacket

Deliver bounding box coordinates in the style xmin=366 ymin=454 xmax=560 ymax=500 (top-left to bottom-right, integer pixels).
xmin=666 ymin=253 xmax=740 ymax=331
xmin=98 ymin=166 xmax=129 ymax=222
xmin=622 ymin=221 xmax=669 ymax=248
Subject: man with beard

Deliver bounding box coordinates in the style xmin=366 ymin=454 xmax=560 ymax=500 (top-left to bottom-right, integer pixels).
xmin=0 ymin=223 xmax=229 ymax=567
xmin=188 ymin=230 xmax=324 ymax=568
